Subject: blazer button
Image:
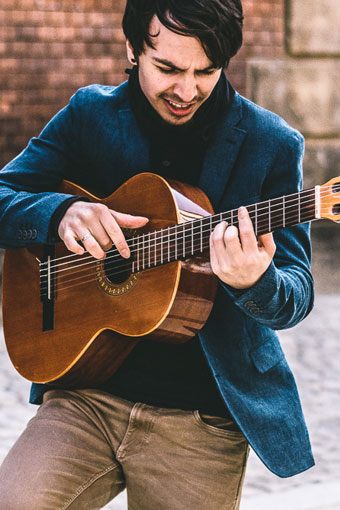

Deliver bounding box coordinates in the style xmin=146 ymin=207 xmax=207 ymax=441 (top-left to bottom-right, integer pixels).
xmin=31 ymin=228 xmax=38 ymax=240
xmin=22 ymin=230 xmax=28 ymax=240
xmin=245 ymin=300 xmax=255 ymax=310
xmin=244 ymin=300 xmax=261 ymax=315
xmin=17 ymin=229 xmax=22 ymax=239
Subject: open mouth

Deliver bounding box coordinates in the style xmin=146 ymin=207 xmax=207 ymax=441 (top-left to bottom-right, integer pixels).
xmin=163 ymin=98 xmax=196 ymax=117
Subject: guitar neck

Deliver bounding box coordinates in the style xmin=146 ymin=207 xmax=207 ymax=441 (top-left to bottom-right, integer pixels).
xmin=129 ymin=186 xmax=317 ymax=272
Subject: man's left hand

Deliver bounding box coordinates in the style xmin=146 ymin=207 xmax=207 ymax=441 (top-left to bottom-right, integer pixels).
xmin=210 ymin=206 xmax=276 ymax=290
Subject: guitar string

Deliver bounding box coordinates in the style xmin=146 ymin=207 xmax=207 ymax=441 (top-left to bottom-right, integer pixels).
xmin=40 ymin=201 xmax=332 ymax=296
xmin=39 ymin=185 xmax=338 ymax=275
xmin=40 ymin=189 xmax=314 ymax=266
xmin=40 ymin=189 xmax=324 ymax=280
xmin=40 ymin=207 xmax=318 ymax=296
xmin=39 ymin=185 xmax=339 ymax=296
xmin=40 ymin=214 xmax=319 ymax=297
xmin=41 ymin=199 xmax=316 ymax=284
xmin=39 ymin=192 xmax=331 ymax=291
xmin=39 ymin=187 xmax=323 ymax=267
xmin=40 ymin=195 xmax=316 ymax=283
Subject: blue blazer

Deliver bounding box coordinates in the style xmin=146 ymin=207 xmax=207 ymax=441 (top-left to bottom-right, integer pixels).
xmin=0 ymin=82 xmax=315 ymax=477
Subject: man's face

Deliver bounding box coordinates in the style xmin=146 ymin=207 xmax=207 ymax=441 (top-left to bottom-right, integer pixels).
xmin=126 ymin=16 xmax=222 ymax=125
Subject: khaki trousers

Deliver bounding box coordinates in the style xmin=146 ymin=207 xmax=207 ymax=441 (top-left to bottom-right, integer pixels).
xmin=0 ymin=389 xmax=249 ymax=510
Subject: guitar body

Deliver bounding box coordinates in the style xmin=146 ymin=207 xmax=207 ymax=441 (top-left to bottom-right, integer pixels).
xmin=2 ymin=173 xmax=217 ymax=386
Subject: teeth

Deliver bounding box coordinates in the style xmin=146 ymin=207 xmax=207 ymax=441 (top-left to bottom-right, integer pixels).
xmin=168 ymin=100 xmax=192 ymax=109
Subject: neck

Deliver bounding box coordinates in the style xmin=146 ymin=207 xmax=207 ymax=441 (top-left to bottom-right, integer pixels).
xmin=127 ymin=186 xmax=316 ymax=273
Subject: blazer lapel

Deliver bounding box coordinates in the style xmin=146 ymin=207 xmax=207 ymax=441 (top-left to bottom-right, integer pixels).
xmin=199 ymin=93 xmax=247 ymax=211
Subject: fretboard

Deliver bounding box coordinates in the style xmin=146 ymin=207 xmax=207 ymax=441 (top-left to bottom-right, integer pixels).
xmin=128 ymin=187 xmax=316 ymax=273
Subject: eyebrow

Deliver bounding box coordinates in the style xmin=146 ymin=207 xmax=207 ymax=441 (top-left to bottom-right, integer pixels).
xmin=152 ymin=57 xmax=216 ymax=73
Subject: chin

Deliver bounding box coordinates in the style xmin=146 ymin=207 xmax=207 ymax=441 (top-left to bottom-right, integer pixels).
xmin=161 ymin=112 xmax=194 ymax=125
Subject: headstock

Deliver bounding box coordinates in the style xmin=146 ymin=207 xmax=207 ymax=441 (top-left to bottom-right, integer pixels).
xmin=319 ymin=177 xmax=340 ymax=223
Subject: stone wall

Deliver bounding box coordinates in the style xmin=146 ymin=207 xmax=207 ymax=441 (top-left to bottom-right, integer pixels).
xmin=248 ymin=0 xmax=340 ymax=187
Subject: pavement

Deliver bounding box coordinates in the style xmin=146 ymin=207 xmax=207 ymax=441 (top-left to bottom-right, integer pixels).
xmin=1 ymin=222 xmax=340 ymax=509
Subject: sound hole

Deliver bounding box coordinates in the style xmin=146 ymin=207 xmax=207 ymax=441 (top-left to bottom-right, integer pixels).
xmin=332 ymin=204 xmax=340 ymax=215
xmin=333 ymin=183 xmax=340 ymax=194
xmin=103 ymin=257 xmax=131 ymax=284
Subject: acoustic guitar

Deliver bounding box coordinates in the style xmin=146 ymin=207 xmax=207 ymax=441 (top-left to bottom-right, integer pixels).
xmin=2 ymin=173 xmax=340 ymax=387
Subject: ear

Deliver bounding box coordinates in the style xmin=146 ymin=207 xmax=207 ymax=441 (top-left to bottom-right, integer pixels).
xmin=126 ymin=40 xmax=137 ymax=65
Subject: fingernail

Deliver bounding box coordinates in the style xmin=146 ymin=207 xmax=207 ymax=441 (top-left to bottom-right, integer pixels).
xmin=122 ymin=249 xmax=130 ymax=258
xmin=239 ymin=207 xmax=247 ymax=218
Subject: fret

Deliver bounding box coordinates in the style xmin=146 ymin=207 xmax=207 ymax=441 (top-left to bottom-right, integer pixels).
xmin=182 ymin=223 xmax=186 ymax=258
xmin=47 ymin=255 xmax=51 ymax=300
xmin=282 ymin=196 xmax=285 ymax=228
xmin=154 ymin=231 xmax=157 ymax=266
xmin=298 ymin=190 xmax=301 ymax=224
xmin=146 ymin=232 xmax=149 ymax=268
xmin=255 ymin=203 xmax=258 ymax=236
xmin=191 ymin=222 xmax=194 ymax=255
xmin=160 ymin=229 xmax=163 ymax=265
xmin=132 ymin=236 xmax=136 ymax=273
xmin=136 ymin=234 xmax=140 ymax=272
xmin=141 ymin=234 xmax=144 ymax=269
xmin=230 ymin=209 xmax=234 ymax=226
xmin=268 ymin=199 xmax=271 ymax=232
xmin=175 ymin=226 xmax=178 ymax=260
xmin=168 ymin=226 xmax=171 ymax=262
xmin=200 ymin=218 xmax=203 ymax=252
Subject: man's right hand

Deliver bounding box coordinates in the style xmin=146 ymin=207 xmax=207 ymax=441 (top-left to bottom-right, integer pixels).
xmin=58 ymin=201 xmax=149 ymax=259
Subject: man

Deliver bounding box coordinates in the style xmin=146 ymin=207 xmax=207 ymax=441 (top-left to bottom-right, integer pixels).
xmin=0 ymin=1 xmax=314 ymax=508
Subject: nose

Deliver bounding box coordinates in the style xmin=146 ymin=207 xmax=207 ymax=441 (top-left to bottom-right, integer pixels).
xmin=173 ymin=74 xmax=198 ymax=103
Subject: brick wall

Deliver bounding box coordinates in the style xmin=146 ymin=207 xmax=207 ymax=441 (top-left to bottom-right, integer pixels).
xmin=0 ymin=0 xmax=127 ymax=168
xmin=0 ymin=0 xmax=284 ymax=169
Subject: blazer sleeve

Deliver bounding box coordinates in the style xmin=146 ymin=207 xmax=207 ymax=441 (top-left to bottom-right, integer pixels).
xmin=0 ymin=92 xmax=84 ymax=249
xmin=221 ymin=129 xmax=314 ymax=330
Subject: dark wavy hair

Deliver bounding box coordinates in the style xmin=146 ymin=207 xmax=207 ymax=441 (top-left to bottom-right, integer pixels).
xmin=122 ymin=0 xmax=243 ymax=68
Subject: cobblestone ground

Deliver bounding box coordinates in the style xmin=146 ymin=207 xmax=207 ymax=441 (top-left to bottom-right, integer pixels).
xmin=1 ymin=293 xmax=339 ymax=509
